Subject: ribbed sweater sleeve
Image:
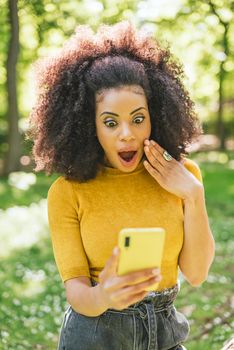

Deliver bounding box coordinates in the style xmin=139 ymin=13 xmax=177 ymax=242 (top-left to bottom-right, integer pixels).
xmin=184 ymin=158 xmax=203 ymax=183
xmin=47 ymin=177 xmax=90 ymax=283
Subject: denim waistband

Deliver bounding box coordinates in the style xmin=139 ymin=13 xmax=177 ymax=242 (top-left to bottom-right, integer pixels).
xmin=91 ymin=278 xmax=179 ymax=311
xmin=91 ymin=279 xmax=180 ymax=350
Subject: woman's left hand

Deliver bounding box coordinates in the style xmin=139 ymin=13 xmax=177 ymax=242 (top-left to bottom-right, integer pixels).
xmin=143 ymin=139 xmax=203 ymax=201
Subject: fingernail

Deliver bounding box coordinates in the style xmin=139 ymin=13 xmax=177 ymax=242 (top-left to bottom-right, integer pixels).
xmin=144 ymin=139 xmax=150 ymax=145
xmin=113 ymin=247 xmax=119 ymax=255
xmin=152 ymin=268 xmax=159 ymax=275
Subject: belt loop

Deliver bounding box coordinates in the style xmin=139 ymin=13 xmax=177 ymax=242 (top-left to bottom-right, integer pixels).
xmin=144 ymin=302 xmax=158 ymax=350
xmin=132 ymin=312 xmax=137 ymax=350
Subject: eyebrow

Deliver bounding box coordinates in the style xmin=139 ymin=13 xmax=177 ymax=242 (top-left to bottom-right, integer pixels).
xmin=99 ymin=107 xmax=147 ymax=117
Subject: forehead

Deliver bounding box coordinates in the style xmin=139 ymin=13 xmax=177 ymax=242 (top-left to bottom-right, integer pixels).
xmin=95 ymin=85 xmax=148 ymax=112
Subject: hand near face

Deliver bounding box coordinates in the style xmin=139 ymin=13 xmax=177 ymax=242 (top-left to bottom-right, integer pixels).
xmin=143 ymin=139 xmax=203 ymax=201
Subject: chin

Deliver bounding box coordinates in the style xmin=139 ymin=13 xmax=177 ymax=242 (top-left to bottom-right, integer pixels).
xmin=120 ymin=166 xmax=137 ymax=172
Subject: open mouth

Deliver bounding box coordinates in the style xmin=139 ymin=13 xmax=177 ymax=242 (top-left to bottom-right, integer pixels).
xmin=118 ymin=151 xmax=137 ymax=163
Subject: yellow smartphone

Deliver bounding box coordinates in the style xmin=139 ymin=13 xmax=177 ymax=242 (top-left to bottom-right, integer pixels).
xmin=117 ymin=227 xmax=165 ymax=291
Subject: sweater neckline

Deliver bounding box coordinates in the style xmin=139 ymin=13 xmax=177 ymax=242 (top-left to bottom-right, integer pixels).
xmin=102 ymin=159 xmax=145 ymax=176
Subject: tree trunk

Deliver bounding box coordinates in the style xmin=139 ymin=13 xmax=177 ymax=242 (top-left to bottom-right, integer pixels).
xmin=217 ymin=60 xmax=225 ymax=150
xmin=216 ymin=22 xmax=229 ymax=150
xmin=4 ymin=0 xmax=20 ymax=175
xmin=208 ymin=1 xmax=230 ymax=150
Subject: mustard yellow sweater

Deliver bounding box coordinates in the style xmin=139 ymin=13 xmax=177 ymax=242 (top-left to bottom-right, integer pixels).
xmin=47 ymin=159 xmax=202 ymax=291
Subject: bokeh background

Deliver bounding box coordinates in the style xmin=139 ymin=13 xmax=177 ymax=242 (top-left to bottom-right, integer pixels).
xmin=0 ymin=0 xmax=233 ymax=349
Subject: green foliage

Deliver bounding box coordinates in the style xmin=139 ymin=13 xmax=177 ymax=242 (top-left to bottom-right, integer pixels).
xmin=0 ymin=172 xmax=58 ymax=209
xmin=176 ymin=152 xmax=234 ymax=349
xmin=141 ymin=0 xmax=234 ymax=124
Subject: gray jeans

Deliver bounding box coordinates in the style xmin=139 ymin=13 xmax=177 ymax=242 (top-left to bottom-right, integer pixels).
xmin=58 ymin=281 xmax=189 ymax=350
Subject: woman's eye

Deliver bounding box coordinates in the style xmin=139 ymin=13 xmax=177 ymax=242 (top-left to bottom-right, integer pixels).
xmin=104 ymin=116 xmax=145 ymax=128
xmin=104 ymin=120 xmax=117 ymax=128
xmin=134 ymin=116 xmax=145 ymax=124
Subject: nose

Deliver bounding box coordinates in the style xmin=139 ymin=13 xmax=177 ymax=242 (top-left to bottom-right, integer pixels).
xmin=119 ymin=122 xmax=135 ymax=141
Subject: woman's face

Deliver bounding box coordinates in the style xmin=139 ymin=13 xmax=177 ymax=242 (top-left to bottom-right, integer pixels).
xmin=95 ymin=85 xmax=151 ymax=172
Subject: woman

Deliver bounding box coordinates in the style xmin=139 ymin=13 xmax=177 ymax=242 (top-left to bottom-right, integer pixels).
xmin=28 ymin=21 xmax=215 ymax=350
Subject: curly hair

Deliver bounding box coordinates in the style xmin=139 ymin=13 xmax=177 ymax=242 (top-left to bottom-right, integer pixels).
xmin=28 ymin=21 xmax=201 ymax=182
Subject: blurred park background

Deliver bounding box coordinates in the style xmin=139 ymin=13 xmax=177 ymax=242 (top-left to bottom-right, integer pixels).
xmin=0 ymin=0 xmax=234 ymax=349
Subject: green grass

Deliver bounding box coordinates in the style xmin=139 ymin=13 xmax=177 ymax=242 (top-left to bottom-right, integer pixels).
xmin=176 ymin=152 xmax=234 ymax=349
xmin=0 ymin=239 xmax=65 ymax=350
xmin=0 ymin=151 xmax=233 ymax=349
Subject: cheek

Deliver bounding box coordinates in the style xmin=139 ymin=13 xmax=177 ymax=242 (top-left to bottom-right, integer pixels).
xmin=143 ymin=120 xmax=151 ymax=138
xmin=147 ymin=123 xmax=152 ymax=135
xmin=96 ymin=125 xmax=113 ymax=151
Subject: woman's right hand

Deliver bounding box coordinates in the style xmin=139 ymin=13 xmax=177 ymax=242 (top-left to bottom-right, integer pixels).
xmin=96 ymin=246 xmax=162 ymax=311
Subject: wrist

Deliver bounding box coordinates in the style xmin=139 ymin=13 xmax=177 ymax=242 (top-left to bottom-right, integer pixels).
xmin=183 ymin=183 xmax=204 ymax=205
xmin=92 ymin=284 xmax=109 ymax=315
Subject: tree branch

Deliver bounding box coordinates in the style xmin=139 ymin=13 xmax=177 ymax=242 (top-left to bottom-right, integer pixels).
xmin=208 ymin=0 xmax=229 ymax=27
